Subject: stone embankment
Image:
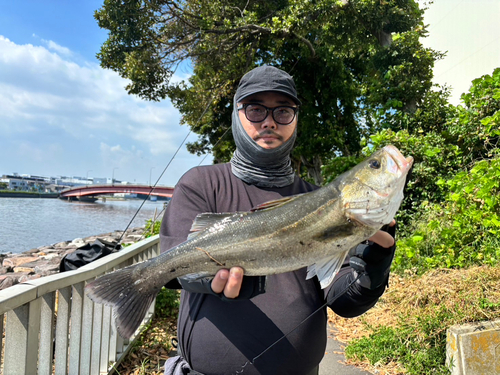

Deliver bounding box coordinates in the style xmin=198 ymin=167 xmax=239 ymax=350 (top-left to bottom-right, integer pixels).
xmin=0 ymin=227 xmax=146 ymax=290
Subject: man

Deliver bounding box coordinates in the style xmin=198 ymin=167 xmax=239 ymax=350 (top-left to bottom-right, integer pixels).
xmin=161 ymin=65 xmax=396 ymax=375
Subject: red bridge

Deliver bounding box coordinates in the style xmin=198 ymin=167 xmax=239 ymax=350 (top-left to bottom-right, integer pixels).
xmin=59 ymin=184 xmax=175 ymax=200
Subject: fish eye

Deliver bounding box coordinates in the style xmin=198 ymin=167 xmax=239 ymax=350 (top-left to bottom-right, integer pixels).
xmin=369 ymin=159 xmax=381 ymax=169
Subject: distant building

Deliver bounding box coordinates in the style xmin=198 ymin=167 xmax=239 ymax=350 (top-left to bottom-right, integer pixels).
xmin=0 ymin=174 xmax=49 ymax=192
xmin=93 ymin=177 xmax=107 ymax=185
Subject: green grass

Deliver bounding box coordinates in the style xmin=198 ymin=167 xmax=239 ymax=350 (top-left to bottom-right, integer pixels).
xmin=345 ymin=307 xmax=450 ymax=374
xmin=338 ymin=265 xmax=500 ymax=375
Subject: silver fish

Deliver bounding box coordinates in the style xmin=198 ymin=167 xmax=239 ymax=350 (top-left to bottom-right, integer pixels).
xmin=85 ymin=145 xmax=413 ymax=338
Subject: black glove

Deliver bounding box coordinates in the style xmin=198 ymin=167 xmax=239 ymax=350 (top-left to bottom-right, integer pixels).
xmin=349 ymin=224 xmax=396 ymax=290
xmin=178 ymin=275 xmax=267 ymax=301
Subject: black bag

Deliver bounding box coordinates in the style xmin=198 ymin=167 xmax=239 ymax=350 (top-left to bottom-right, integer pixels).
xmin=59 ymin=239 xmax=121 ymax=272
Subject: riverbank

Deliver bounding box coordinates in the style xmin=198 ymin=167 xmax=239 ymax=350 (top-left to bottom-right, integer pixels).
xmin=0 ymin=191 xmax=59 ymax=198
xmin=0 ymin=226 xmax=146 ymax=290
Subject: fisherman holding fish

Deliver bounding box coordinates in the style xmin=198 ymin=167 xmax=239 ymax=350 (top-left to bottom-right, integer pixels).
xmin=155 ymin=66 xmax=412 ymax=374
xmin=85 ymin=63 xmax=414 ymax=374
xmin=86 ymin=65 xmax=413 ymax=374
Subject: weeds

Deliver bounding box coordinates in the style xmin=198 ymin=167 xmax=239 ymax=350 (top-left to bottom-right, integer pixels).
xmin=331 ymin=265 xmax=500 ymax=375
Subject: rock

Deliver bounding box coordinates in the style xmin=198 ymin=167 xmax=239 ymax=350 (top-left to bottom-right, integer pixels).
xmin=34 ymin=260 xmax=61 ymax=276
xmin=19 ymin=274 xmax=41 ymax=283
xmin=71 ymin=238 xmax=86 ymax=247
xmin=0 ymin=276 xmax=15 ymax=290
xmin=0 ymin=226 xmax=146 ymax=290
xmin=14 ymin=267 xmax=35 ymax=274
xmin=128 ymin=235 xmax=144 ymax=240
xmin=38 ymin=246 xmax=54 ymax=252
xmin=54 ymin=241 xmax=70 ymax=249
xmin=40 ymin=253 xmax=60 ymax=261
xmin=3 ymin=256 xmax=39 ymax=269
xmin=0 ymin=272 xmax=31 ymax=288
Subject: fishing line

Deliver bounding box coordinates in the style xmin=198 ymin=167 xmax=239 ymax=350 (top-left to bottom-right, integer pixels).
xmin=198 ymin=126 xmax=232 ymax=166
xmin=115 ymin=92 xmax=219 ymax=248
xmin=233 ymin=272 xmax=363 ymax=374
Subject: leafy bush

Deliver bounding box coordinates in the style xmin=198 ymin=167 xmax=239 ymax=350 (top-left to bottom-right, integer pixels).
xmin=155 ymin=287 xmax=180 ymax=318
xmin=144 ymin=217 xmax=162 ymax=238
xmin=394 ymin=156 xmax=500 ymax=272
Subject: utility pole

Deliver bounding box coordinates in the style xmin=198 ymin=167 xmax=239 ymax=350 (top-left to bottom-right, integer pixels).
xmin=149 ymin=167 xmax=155 ymax=186
xmin=112 ymin=167 xmax=119 ymax=185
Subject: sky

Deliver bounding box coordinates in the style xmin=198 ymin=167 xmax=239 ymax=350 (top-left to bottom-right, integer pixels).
xmin=1 ymin=0 xmax=499 ymax=186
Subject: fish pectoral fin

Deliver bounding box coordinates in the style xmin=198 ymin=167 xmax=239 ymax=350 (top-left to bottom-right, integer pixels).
xmin=190 ymin=212 xmax=244 ymax=233
xmin=251 ymin=194 xmax=303 ymax=212
xmin=306 ymin=250 xmax=349 ymax=289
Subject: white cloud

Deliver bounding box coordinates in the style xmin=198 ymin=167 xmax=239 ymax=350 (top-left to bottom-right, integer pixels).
xmin=42 ymin=39 xmax=72 ymax=57
xmin=0 ymin=35 xmax=206 ymax=184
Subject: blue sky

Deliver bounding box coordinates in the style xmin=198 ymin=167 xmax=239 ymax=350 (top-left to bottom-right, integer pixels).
xmin=1 ymin=0 xmax=499 ymax=186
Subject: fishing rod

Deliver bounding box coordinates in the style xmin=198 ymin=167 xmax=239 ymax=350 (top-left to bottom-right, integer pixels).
xmin=114 ymin=90 xmax=222 ymax=247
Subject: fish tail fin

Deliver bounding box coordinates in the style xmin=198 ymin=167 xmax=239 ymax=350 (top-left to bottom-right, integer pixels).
xmin=85 ymin=265 xmax=157 ymax=339
xmin=306 ymin=250 xmax=349 ymax=289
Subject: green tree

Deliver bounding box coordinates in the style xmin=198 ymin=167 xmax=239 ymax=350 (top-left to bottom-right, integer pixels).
xmin=95 ymin=0 xmax=440 ymax=183
xmin=449 ymin=68 xmax=500 ymax=163
xmin=376 ymin=68 xmax=500 ymax=272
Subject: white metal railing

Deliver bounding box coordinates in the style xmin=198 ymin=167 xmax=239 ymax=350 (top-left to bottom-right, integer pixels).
xmin=0 ymin=235 xmax=161 ymax=375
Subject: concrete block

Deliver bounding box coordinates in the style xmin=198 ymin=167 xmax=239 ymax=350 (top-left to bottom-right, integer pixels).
xmin=446 ymin=319 xmax=500 ymax=375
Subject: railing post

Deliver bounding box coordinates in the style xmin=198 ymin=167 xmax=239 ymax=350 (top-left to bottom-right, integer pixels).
xmin=69 ymin=282 xmax=85 ymax=374
xmin=27 ymin=297 xmax=42 ymax=374
xmin=80 ymin=285 xmax=95 ymax=375
xmin=91 ymin=302 xmax=104 ymax=374
xmin=100 ymin=305 xmax=113 ymax=373
xmin=4 ymin=304 xmax=29 ymax=375
xmin=39 ymin=293 xmax=56 ymax=375
xmin=0 ymin=313 xmax=3 ymax=370
xmin=55 ymin=286 xmax=71 ymax=375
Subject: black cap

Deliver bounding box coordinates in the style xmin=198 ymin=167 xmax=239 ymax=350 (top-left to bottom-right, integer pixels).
xmin=235 ymin=66 xmax=301 ymax=105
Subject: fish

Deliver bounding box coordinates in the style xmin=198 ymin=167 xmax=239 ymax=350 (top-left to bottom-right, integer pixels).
xmin=85 ymin=145 xmax=413 ymax=338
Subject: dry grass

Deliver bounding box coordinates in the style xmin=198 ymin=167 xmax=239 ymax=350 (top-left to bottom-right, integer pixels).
xmin=114 ymin=316 xmax=177 ymax=375
xmin=328 ymin=265 xmax=500 ymax=374
xmin=115 ymin=266 xmax=500 ymax=375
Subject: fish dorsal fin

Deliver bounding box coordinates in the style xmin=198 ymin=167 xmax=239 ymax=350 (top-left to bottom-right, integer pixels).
xmin=251 ymin=194 xmax=303 ymax=212
xmin=188 ymin=212 xmax=244 ymax=239
xmin=306 ymin=250 xmax=349 ymax=289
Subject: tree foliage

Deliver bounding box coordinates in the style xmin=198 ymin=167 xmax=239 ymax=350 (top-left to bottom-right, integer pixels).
xmin=360 ymin=68 xmax=500 ymax=273
xmin=95 ymin=0 xmax=439 ymax=182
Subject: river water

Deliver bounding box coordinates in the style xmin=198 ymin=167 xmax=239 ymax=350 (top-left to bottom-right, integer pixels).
xmin=0 ymin=198 xmax=167 ymax=254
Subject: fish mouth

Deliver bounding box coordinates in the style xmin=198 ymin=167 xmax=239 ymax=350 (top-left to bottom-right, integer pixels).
xmin=383 ymin=145 xmax=414 ymax=174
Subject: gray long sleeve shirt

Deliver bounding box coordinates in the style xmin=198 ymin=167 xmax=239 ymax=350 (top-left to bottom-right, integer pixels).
xmin=160 ymin=163 xmax=387 ymax=375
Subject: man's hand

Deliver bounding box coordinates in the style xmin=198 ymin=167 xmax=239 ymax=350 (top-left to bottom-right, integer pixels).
xmin=211 ymin=267 xmax=244 ymax=298
xmin=368 ymin=220 xmax=396 ymax=248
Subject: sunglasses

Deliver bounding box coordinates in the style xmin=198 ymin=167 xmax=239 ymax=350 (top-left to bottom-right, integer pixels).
xmin=237 ymin=103 xmax=298 ymax=125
